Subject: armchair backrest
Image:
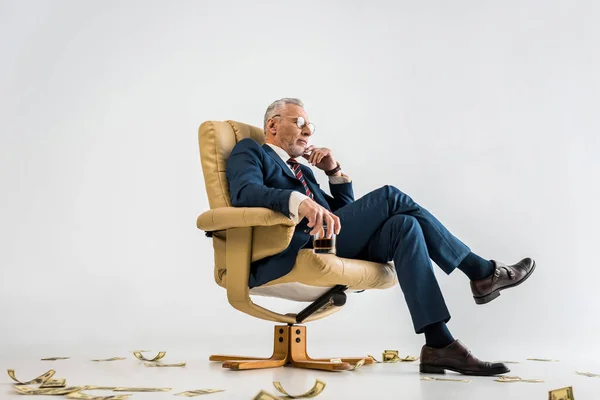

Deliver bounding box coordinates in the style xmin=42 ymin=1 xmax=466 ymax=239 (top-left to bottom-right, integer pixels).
xmin=197 ymin=121 xmax=295 ymax=289
xmin=198 ymin=120 xmax=264 ymax=209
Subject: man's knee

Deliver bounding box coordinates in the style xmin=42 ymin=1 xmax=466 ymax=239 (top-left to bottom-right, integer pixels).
xmin=389 ymin=214 xmax=420 ymax=235
xmin=379 ymin=184 xmax=416 ymax=205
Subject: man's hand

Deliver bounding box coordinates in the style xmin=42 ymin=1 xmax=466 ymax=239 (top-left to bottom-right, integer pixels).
xmin=302 ymin=145 xmax=337 ymax=171
xmin=298 ymin=198 xmax=341 ymax=237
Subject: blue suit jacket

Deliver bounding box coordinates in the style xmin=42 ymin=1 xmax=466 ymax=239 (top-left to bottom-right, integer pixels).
xmin=226 ymin=138 xmax=355 ymax=287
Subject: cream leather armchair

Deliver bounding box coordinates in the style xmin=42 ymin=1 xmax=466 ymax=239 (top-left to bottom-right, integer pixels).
xmin=197 ymin=120 xmax=397 ymax=371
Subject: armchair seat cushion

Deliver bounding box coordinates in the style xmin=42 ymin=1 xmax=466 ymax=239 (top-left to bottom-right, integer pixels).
xmin=249 ymin=249 xmax=397 ymax=301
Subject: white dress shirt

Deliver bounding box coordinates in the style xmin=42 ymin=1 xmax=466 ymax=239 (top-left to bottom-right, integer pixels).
xmin=265 ymin=143 xmax=352 ymax=223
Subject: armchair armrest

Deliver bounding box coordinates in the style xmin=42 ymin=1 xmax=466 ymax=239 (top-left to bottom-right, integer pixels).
xmin=197 ymin=207 xmax=296 ymax=232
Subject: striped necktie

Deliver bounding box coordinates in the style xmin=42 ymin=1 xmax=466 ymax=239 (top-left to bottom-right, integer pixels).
xmin=287 ymin=158 xmax=314 ymax=199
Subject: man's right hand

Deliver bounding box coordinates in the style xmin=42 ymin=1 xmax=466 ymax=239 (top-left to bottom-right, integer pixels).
xmin=298 ymin=198 xmax=341 ymax=237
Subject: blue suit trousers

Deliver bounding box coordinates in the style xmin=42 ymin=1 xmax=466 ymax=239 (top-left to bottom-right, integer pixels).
xmin=322 ymin=185 xmax=471 ymax=333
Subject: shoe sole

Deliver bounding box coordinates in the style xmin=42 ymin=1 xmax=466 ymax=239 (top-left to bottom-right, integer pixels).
xmin=473 ymin=259 xmax=536 ymax=305
xmin=420 ymin=363 xmax=510 ymax=376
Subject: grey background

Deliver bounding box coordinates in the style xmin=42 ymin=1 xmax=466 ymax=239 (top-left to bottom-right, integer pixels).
xmin=1 ymin=0 xmax=598 ymax=362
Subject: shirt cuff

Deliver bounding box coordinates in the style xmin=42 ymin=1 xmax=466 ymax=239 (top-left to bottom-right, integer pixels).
xmin=289 ymin=191 xmax=310 ymax=224
xmin=328 ymin=173 xmax=352 ymax=184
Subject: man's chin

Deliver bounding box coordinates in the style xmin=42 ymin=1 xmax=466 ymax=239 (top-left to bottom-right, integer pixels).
xmin=291 ymin=146 xmax=305 ymax=158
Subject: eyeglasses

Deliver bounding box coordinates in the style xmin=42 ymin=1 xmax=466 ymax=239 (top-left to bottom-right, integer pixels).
xmin=273 ymin=115 xmax=315 ymax=134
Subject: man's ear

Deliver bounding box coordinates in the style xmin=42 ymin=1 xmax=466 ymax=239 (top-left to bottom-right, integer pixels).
xmin=266 ymin=118 xmax=277 ymax=135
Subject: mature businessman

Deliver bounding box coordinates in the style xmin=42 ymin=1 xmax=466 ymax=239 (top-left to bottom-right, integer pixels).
xmin=225 ymin=98 xmax=536 ymax=376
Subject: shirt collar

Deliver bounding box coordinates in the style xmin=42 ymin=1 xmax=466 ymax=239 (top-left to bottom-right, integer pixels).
xmin=265 ymin=143 xmax=294 ymax=162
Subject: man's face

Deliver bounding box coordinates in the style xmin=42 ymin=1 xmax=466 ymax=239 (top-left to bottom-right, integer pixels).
xmin=268 ymin=104 xmax=313 ymax=158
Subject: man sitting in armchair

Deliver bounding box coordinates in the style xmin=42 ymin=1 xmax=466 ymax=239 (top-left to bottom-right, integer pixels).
xmin=225 ymin=97 xmax=536 ymax=376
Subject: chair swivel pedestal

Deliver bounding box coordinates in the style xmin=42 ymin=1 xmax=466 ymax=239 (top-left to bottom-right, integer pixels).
xmin=210 ymin=325 xmax=374 ymax=371
xmin=210 ymin=285 xmax=374 ymax=371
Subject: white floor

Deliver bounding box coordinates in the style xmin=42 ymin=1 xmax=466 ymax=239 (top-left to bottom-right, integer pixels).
xmin=2 ymin=349 xmax=599 ymax=400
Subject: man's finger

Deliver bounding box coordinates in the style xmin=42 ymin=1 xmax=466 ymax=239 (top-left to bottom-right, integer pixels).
xmin=324 ymin=213 xmax=335 ymax=238
xmin=331 ymin=214 xmax=341 ymax=235
xmin=311 ymin=212 xmax=324 ymax=236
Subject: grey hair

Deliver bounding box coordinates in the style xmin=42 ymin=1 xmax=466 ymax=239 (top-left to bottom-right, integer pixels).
xmin=263 ymin=98 xmax=304 ymax=133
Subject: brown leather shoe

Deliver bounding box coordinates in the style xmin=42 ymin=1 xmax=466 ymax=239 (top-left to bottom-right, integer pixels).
xmin=470 ymin=257 xmax=536 ymax=305
xmin=420 ymin=339 xmax=509 ymax=376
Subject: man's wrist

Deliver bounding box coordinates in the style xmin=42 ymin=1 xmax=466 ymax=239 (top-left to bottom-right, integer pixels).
xmin=325 ymin=162 xmax=342 ymax=176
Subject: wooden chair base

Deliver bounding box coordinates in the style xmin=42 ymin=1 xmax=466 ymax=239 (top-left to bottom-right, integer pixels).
xmin=210 ymin=325 xmax=374 ymax=371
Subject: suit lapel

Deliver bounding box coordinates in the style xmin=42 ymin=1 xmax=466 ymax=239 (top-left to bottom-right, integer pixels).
xmin=263 ymin=144 xmax=297 ymax=180
xmin=262 ymin=144 xmax=330 ymax=210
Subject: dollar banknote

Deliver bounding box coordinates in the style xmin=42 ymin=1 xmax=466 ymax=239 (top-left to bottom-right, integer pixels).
xmin=113 ymin=387 xmax=172 ymax=392
xmin=252 ymin=390 xmax=281 ymax=400
xmin=175 ymin=389 xmax=226 ymax=397
xmin=493 ymin=360 xmax=521 ymax=364
xmin=350 ymin=359 xmax=365 ymax=371
xmin=66 ymin=391 xmax=132 ymax=400
xmin=144 ymin=362 xmax=186 ymax=367
xmin=41 ymin=357 xmax=71 ymax=361
xmin=13 ymin=386 xmax=83 ymax=395
xmin=81 ymin=386 xmax=119 ymax=391
xmin=382 ymin=350 xmax=399 ymax=362
xmin=527 ymin=358 xmax=559 ymax=362
xmin=369 ymin=351 xmax=417 ymax=363
xmin=575 ymin=370 xmax=600 ymax=377
xmin=400 ymin=356 xmax=419 ymax=362
xmin=7 ymin=369 xmax=55 ymax=385
xmin=421 ymin=376 xmax=472 ymax=383
xmin=91 ymin=357 xmax=126 ymax=362
xmin=40 ymin=378 xmax=67 ymax=388
xmin=273 ymin=379 xmax=326 ymax=398
xmin=548 ymin=386 xmax=574 ymax=400
xmin=132 ymin=351 xmax=166 ymax=362
xmin=495 ymin=375 xmax=544 ymax=383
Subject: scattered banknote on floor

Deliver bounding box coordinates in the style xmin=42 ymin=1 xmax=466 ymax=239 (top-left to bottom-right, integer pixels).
xmin=575 ymin=370 xmax=600 ymax=378
xmin=493 ymin=360 xmax=521 ymax=364
xmin=273 ymin=379 xmax=326 ymax=398
xmin=113 ymin=387 xmax=172 ymax=392
xmin=367 ymin=354 xmax=381 ymax=363
xmin=40 ymin=378 xmax=67 ymax=388
xmin=350 ymin=359 xmax=366 ymax=371
xmin=132 ymin=351 xmax=166 ymax=362
xmin=41 ymin=357 xmax=71 ymax=361
xmin=175 ymin=389 xmax=226 ymax=397
xmin=144 ymin=362 xmax=186 ymax=367
xmin=252 ymin=390 xmax=282 ymax=400
xmin=495 ymin=375 xmax=544 ymax=383
xmin=7 ymin=369 xmax=55 ymax=385
xmin=66 ymin=391 xmax=132 ymax=400
xmin=400 ymin=356 xmax=419 ymax=362
xmin=548 ymin=386 xmax=575 ymax=400
xmin=373 ymin=350 xmax=419 ymax=363
xmin=421 ymin=376 xmax=472 ymax=383
xmin=81 ymin=386 xmax=119 ymax=391
xmin=383 ymin=350 xmax=399 ymax=362
xmin=13 ymin=385 xmax=83 ymax=395
xmin=91 ymin=357 xmax=126 ymax=362
xmin=527 ymin=358 xmax=559 ymax=362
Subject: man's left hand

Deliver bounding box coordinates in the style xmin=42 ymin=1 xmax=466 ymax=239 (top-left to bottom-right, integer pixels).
xmin=302 ymin=145 xmax=337 ymax=171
